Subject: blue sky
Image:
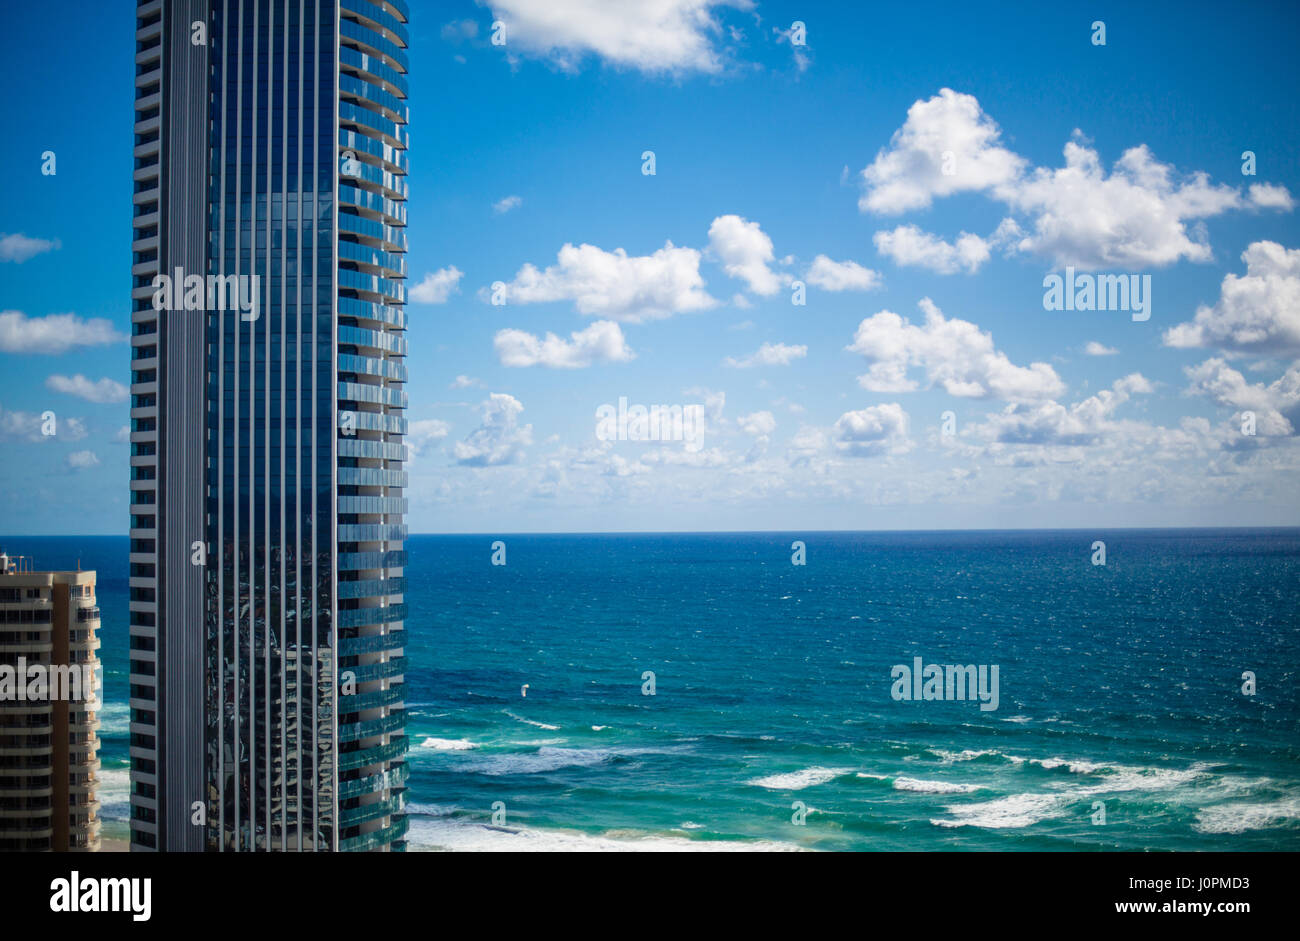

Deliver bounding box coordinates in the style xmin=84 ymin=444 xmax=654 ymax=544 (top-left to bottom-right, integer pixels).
xmin=2 ymin=0 xmax=1299 ymax=534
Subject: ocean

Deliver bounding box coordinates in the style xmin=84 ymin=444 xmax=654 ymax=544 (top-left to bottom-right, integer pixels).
xmin=12 ymin=530 xmax=1299 ymax=851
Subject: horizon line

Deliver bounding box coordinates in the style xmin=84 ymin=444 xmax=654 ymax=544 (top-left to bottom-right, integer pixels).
xmin=5 ymin=524 xmax=1300 ymax=540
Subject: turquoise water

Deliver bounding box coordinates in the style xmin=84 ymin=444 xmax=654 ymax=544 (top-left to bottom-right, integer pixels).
xmin=13 ymin=531 xmax=1300 ymax=850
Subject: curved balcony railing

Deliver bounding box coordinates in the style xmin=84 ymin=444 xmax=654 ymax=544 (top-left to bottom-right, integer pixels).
xmin=339 ymin=101 xmax=407 ymax=148
xmin=341 ymin=0 xmax=410 ymax=49
xmin=337 ymin=439 xmax=406 ymax=463
xmin=339 ymin=18 xmax=408 ymax=73
xmin=338 ymin=522 xmax=407 ymax=542
xmin=373 ymin=0 xmax=410 ymax=23
xmin=339 ymin=154 xmax=409 ymax=201
xmin=338 ymin=549 xmax=407 ymax=571
xmin=337 ymin=239 xmax=406 ymax=277
xmin=339 ymin=184 xmax=406 ymax=226
xmin=340 ymin=45 xmax=408 ymax=97
xmin=338 ymin=381 xmax=406 ymax=410
xmin=338 ymin=814 xmax=409 ymax=852
xmin=338 ymin=298 xmax=405 ymax=330
xmin=339 ymin=212 xmax=406 ymax=252
xmin=338 ymin=496 xmax=408 ymax=518
xmin=338 ymin=712 xmax=405 ymax=744
xmin=338 ymin=325 xmax=407 ymax=357
xmin=339 ymin=690 xmax=405 ymax=719
xmin=338 ymin=760 xmax=409 ymax=801
xmin=340 ymin=74 xmax=408 ymax=124
xmin=335 ymin=409 xmax=406 ymax=435
xmin=337 ymin=736 xmax=407 ymax=773
xmin=338 ymin=270 xmax=404 ymax=306
xmin=338 ymin=623 xmax=406 ymax=650
xmin=337 ymin=352 xmax=406 ymax=382
xmin=343 ymin=657 xmax=406 ymax=686
xmin=338 ymin=129 xmax=407 ymax=175
xmin=338 ymin=604 xmax=408 ymax=629
xmin=337 ymin=467 xmax=407 ymax=489
xmin=340 ymin=790 xmax=406 ymax=827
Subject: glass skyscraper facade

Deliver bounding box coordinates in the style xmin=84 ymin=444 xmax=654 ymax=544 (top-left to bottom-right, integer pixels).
xmin=129 ymin=0 xmax=408 ymax=851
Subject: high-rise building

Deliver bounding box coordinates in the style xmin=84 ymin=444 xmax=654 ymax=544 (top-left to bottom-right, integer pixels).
xmin=0 ymin=551 xmax=102 ymax=852
xmin=128 ymin=0 xmax=409 ymax=851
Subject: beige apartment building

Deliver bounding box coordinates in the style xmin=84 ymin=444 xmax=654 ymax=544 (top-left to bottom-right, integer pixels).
xmin=0 ymin=550 xmax=102 ymax=851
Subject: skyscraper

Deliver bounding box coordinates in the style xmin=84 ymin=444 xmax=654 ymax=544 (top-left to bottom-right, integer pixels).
xmin=128 ymin=0 xmax=409 ymax=851
xmin=0 ymin=551 xmax=102 ymax=853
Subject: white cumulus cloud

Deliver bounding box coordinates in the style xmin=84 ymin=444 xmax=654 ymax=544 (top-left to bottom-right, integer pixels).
xmin=67 ymin=450 xmax=100 ymax=470
xmin=873 ymin=225 xmax=992 ymax=275
xmin=1249 ymin=183 xmax=1295 ymax=210
xmin=453 ymin=393 xmax=534 ymax=466
xmin=724 ymin=341 xmax=807 ymax=368
xmin=493 ymin=241 xmax=716 ymax=322
xmin=1183 ymin=358 xmax=1300 ymax=436
xmin=737 ymin=410 xmax=776 ymax=436
xmin=859 ymin=89 xmax=1024 ymax=214
xmin=804 ymin=255 xmax=882 ymax=291
xmin=708 ymin=214 xmax=786 ymax=296
xmin=0 ymin=406 xmax=86 ymax=442
xmin=484 ymin=0 xmax=750 ymax=74
xmin=858 ymin=89 xmax=1292 ymax=270
xmin=0 ymin=311 xmax=126 ymax=354
xmin=45 ymin=374 xmax=128 ymax=404
xmin=976 ymin=373 xmax=1153 ymax=446
xmin=409 ymin=266 xmax=464 ymax=304
xmin=495 ymin=319 xmax=634 ymax=368
xmin=0 ymin=233 xmax=61 ymax=263
xmin=407 ymin=418 xmax=452 ymax=456
xmin=833 ymin=403 xmax=911 ymax=457
xmin=1164 ymin=241 xmax=1300 ymax=357
xmin=846 ymin=298 xmax=1064 ymax=401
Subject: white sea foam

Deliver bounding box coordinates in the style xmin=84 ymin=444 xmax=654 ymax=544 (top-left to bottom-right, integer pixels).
xmin=893 ymin=777 xmax=985 ymax=794
xmin=95 ymin=702 xmax=131 ymax=737
xmin=1032 ymin=757 xmax=1212 ymax=795
xmin=748 ymin=766 xmax=852 ymax=790
xmin=857 ymin=772 xmax=984 ymax=794
xmin=930 ymin=758 xmax=1222 ymax=829
xmin=1203 ymin=774 xmax=1278 ymax=797
xmin=1193 ymin=798 xmax=1300 ymax=834
xmin=458 ymin=745 xmax=686 ymax=776
xmin=927 ymin=748 xmax=1010 ymax=764
xmin=503 ymin=710 xmax=560 ymax=730
xmin=931 ymin=792 xmax=1065 ymax=829
xmin=95 ymin=767 xmax=132 ymax=820
xmin=1033 ymin=757 xmax=1106 ymax=774
xmin=405 ymin=802 xmax=457 ymax=817
xmin=419 ymin=737 xmax=477 ymax=751
xmin=405 ymin=816 xmax=804 ymax=852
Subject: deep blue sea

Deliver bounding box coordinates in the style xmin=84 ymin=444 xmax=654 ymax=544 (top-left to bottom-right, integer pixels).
xmin=10 ymin=531 xmax=1299 ymax=850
